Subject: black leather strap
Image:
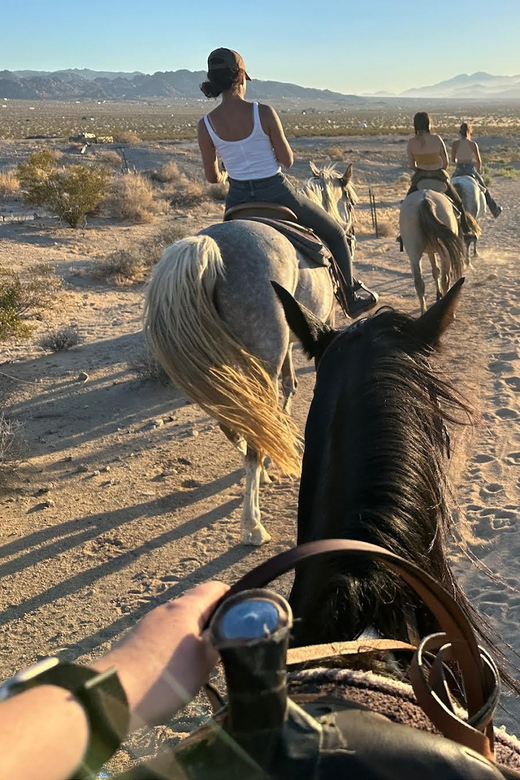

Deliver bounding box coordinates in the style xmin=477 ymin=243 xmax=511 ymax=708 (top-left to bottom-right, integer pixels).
xmin=23 ymin=663 xmax=129 ymax=779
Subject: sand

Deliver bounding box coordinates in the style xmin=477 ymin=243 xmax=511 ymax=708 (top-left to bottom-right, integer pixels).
xmin=0 ymin=134 xmax=518 ymax=767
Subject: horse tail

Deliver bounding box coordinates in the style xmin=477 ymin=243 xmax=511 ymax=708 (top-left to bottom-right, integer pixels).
xmin=466 ymin=212 xmax=482 ymax=236
xmin=418 ymin=195 xmax=465 ymax=280
xmin=143 ymin=235 xmax=300 ymax=476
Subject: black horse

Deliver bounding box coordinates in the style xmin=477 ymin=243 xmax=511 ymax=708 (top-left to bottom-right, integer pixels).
xmin=273 ymin=279 xmax=485 ymax=649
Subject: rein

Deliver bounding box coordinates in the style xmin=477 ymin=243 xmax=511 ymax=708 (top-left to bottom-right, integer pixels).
xmin=223 ymin=539 xmax=500 ymax=762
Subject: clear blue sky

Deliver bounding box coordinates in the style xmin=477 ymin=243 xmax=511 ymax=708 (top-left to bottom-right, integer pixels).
xmin=3 ymin=0 xmax=520 ymax=94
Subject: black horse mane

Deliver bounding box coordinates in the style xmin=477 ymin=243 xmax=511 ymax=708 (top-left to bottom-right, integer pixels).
xmin=292 ymin=307 xmax=476 ymax=648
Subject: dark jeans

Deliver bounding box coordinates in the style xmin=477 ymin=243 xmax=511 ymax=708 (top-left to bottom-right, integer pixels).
xmin=226 ymin=173 xmax=354 ymax=286
xmin=407 ymin=169 xmax=472 ymax=233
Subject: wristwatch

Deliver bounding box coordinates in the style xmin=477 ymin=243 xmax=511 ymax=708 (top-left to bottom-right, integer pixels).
xmin=0 ymin=657 xmax=130 ymax=779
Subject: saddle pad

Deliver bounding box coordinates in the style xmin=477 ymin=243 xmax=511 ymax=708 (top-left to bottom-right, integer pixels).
xmin=242 ymin=216 xmax=332 ymax=268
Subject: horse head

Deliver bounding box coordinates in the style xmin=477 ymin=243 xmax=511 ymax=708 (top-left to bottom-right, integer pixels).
xmin=272 ymin=279 xmax=474 ymax=649
xmin=305 ymin=162 xmax=357 ymax=235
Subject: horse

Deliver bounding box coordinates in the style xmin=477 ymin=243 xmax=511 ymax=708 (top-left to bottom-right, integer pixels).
xmin=399 ymin=188 xmax=465 ymax=314
xmin=452 ymin=175 xmax=485 ymax=261
xmin=144 ymin=163 xmax=357 ymax=546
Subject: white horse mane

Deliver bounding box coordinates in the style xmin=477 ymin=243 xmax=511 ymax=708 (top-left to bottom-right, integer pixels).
xmin=300 ymin=163 xmax=358 ymax=227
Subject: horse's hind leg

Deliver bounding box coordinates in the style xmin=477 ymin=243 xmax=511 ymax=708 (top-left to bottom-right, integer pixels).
xmin=409 ymin=255 xmax=427 ymax=314
xmin=281 ymin=344 xmax=297 ymax=414
xmin=427 ymin=253 xmax=443 ymax=302
xmin=242 ymin=444 xmax=271 ymax=546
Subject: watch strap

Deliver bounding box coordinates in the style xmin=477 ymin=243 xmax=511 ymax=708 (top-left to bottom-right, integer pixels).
xmin=23 ymin=662 xmax=129 ymax=779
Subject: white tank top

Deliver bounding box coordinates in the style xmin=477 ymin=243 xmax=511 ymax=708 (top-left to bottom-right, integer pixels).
xmin=204 ymin=102 xmax=281 ymax=181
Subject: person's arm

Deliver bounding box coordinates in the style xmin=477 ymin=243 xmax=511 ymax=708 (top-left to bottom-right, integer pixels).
xmin=407 ymin=140 xmax=416 ymax=171
xmin=260 ymin=104 xmax=294 ymax=168
xmin=451 ymin=139 xmax=459 ymax=164
xmin=197 ymin=119 xmax=226 ymax=184
xmin=439 ymin=137 xmax=449 ymax=169
xmin=473 ymin=141 xmax=482 ymax=173
xmin=0 ymin=581 xmax=228 ymax=780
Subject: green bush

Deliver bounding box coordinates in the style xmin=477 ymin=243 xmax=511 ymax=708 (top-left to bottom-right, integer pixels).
xmin=18 ymin=152 xmax=111 ymax=227
xmin=0 ymin=266 xmax=61 ymax=340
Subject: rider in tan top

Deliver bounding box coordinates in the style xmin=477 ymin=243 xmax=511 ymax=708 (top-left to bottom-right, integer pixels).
xmin=405 ymin=112 xmax=475 ymax=238
xmin=451 ymin=122 xmax=502 ymax=217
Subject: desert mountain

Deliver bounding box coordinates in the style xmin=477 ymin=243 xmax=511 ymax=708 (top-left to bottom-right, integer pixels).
xmin=401 ymin=71 xmax=520 ymax=99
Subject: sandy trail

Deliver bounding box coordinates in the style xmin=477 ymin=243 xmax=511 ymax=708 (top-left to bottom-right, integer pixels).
xmin=0 ymin=141 xmax=519 ymax=765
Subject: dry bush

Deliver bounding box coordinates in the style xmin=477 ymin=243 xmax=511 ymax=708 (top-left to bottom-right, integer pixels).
xmin=324 ymin=145 xmax=345 ymax=161
xmin=170 ymin=179 xmax=206 ymax=208
xmin=0 ymin=265 xmax=61 ymax=340
xmin=154 ymin=161 xmax=184 ymax=184
xmin=376 ymin=218 xmax=395 ymax=237
xmin=0 ymin=170 xmax=20 ymax=196
xmin=96 ymin=150 xmax=123 ymax=168
xmin=92 ymin=250 xmax=148 ymax=285
xmin=113 ymin=130 xmax=141 ymax=145
xmin=0 ymin=413 xmax=24 ymax=468
xmin=39 ymin=325 xmax=82 ymax=352
xmin=209 ymin=181 xmax=228 ymax=201
xmin=128 ymin=347 xmax=169 ymax=383
xmin=108 ymin=173 xmax=155 ymax=223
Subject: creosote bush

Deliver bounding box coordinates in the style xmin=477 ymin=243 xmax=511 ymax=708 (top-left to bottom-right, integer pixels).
xmin=18 ymin=152 xmax=111 ymax=227
xmin=170 ymin=179 xmax=206 ymax=208
xmin=113 ymin=130 xmax=141 ymax=145
xmin=0 ymin=265 xmax=61 ymax=340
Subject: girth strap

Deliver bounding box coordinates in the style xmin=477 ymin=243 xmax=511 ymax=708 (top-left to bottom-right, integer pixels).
xmin=287 ymin=639 xmax=416 ymax=666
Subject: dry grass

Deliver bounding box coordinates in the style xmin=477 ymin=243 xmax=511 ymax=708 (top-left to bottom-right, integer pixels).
xmin=92 ymin=249 xmax=148 ymax=285
xmin=154 ymin=161 xmax=184 ymax=184
xmin=208 ymin=181 xmax=228 ymax=201
xmin=108 ymin=173 xmax=155 ymax=223
xmin=128 ymin=346 xmax=169 ymax=383
xmin=0 ymin=169 xmax=20 ymax=197
xmin=323 ymin=145 xmax=345 ymax=161
xmin=38 ymin=325 xmax=82 ymax=352
xmin=0 ymin=413 xmax=24 ymax=469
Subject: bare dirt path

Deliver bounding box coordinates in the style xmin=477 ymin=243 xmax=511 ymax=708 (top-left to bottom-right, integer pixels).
xmin=0 ymin=139 xmax=519 ymax=766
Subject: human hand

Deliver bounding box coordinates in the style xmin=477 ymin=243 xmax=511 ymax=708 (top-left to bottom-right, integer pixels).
xmin=95 ymin=581 xmax=228 ymax=731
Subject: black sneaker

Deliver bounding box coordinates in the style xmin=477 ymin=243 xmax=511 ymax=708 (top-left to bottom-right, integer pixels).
xmin=492 ymin=206 xmax=503 ymax=218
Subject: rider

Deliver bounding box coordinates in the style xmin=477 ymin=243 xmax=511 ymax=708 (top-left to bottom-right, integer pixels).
xmin=405 ymin=112 xmax=476 ymax=238
xmin=196 ymin=47 xmax=378 ymax=320
xmin=451 ymin=122 xmax=502 ymax=217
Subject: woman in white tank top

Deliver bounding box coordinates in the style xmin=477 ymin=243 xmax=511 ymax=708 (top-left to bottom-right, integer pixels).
xmin=196 ymin=48 xmax=378 ymax=320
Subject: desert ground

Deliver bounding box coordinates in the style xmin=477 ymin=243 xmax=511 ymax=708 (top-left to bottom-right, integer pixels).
xmin=0 ymin=108 xmax=519 ymax=771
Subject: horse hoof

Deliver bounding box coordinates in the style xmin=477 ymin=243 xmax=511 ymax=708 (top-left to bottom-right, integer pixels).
xmin=260 ymin=469 xmax=272 ymax=485
xmin=243 ymin=526 xmax=271 ymax=546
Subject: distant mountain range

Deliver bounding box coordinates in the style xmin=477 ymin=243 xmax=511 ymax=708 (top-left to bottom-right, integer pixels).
xmin=0 ymin=68 xmax=365 ymax=103
xmin=0 ymin=68 xmax=519 ymax=101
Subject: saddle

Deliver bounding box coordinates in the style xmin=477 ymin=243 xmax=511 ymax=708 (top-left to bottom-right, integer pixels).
xmin=223 ymin=201 xmax=332 ymax=269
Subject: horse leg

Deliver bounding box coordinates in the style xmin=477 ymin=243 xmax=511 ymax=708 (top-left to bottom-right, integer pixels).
xmin=241 ymin=444 xmax=271 ymax=546
xmin=410 ymin=256 xmax=427 ymax=314
xmin=437 ymin=252 xmax=451 ymax=297
xmin=219 ymin=424 xmax=247 ymax=456
xmin=427 ymin=253 xmax=443 ymax=301
xmin=281 ymin=344 xmax=297 ymax=414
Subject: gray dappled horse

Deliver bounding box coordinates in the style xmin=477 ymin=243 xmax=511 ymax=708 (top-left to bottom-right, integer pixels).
xmin=144 ymin=164 xmax=356 ymax=546
xmin=452 ymin=175 xmax=485 ymax=261
xmin=399 ymin=184 xmax=465 ymax=314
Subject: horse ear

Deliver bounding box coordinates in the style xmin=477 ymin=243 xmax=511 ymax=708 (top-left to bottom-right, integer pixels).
xmin=342 ymin=164 xmax=353 ymax=184
xmin=415 ymin=278 xmax=464 ymax=347
xmin=271 ymin=281 xmax=335 ymax=360
xmin=309 ymin=161 xmax=320 ymax=177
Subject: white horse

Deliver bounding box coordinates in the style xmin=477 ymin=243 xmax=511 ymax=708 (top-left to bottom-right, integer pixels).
xmin=399 ymin=187 xmax=465 ymax=314
xmin=144 ymin=163 xmax=356 ymax=546
xmin=451 ymin=175 xmax=485 ymax=260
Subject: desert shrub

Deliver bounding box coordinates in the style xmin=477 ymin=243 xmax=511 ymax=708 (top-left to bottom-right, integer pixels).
xmin=154 ymin=161 xmax=183 ymax=184
xmin=93 ymin=249 xmax=148 ymax=285
xmin=96 ymin=150 xmax=123 ymax=167
xmin=170 ymin=179 xmax=206 ymax=208
xmin=0 ymin=413 xmax=24 ymax=468
xmin=18 ymin=154 xmax=111 ymax=227
xmin=496 ymin=167 xmax=518 ymax=179
xmin=0 ymin=265 xmax=61 ymax=340
xmin=108 ymin=173 xmax=155 ymax=223
xmin=376 ymin=218 xmax=395 ymax=237
xmin=113 ymin=130 xmax=141 ymax=145
xmin=39 ymin=325 xmax=82 ymax=352
xmin=324 ymin=145 xmax=345 ymax=161
xmin=128 ymin=347 xmax=169 ymax=383
xmin=209 ymin=181 xmax=228 ymax=201
xmin=0 ymin=170 xmax=20 ymax=196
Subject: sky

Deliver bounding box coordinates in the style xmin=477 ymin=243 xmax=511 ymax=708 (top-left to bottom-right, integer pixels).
xmin=3 ymin=0 xmax=520 ymax=94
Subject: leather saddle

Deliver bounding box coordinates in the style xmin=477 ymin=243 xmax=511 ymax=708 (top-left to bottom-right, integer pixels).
xmin=223 ymin=201 xmax=332 ymax=269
